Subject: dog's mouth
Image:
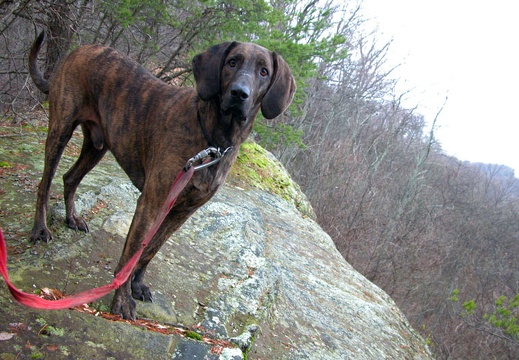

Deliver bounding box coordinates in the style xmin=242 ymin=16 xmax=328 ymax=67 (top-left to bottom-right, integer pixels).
xmin=221 ymin=103 xmax=249 ymax=123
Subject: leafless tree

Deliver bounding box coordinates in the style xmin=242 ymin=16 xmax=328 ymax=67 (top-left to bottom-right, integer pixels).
xmin=2 ymin=1 xmax=518 ymax=358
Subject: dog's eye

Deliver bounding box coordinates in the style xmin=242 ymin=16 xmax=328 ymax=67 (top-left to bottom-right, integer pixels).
xmin=228 ymin=59 xmax=237 ymax=68
xmin=260 ymin=68 xmax=269 ymax=77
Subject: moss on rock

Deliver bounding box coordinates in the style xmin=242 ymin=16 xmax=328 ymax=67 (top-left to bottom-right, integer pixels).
xmin=229 ymin=140 xmax=316 ymax=220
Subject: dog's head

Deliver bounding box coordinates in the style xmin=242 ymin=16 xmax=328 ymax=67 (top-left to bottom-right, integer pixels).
xmin=193 ymin=42 xmax=296 ymax=123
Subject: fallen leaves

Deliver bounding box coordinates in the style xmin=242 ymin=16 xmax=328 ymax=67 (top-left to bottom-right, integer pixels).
xmin=39 ymin=287 xmax=64 ymax=301
xmin=73 ymin=303 xmax=237 ymax=353
xmin=0 ymin=332 xmax=15 ymax=340
xmin=7 ymin=287 xmax=238 ymax=354
xmin=0 ymin=323 xmax=29 ymax=341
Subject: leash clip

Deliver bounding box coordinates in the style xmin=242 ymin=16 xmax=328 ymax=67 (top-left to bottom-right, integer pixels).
xmin=184 ymin=146 xmax=234 ymax=172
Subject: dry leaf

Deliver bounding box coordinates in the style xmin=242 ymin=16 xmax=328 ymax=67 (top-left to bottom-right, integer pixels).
xmin=0 ymin=332 xmax=15 ymax=341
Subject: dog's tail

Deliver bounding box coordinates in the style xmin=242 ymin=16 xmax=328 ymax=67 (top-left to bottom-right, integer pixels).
xmin=28 ymin=31 xmax=50 ymax=95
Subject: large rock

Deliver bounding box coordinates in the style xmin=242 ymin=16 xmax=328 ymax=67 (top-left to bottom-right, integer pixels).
xmin=0 ymin=128 xmax=431 ymax=359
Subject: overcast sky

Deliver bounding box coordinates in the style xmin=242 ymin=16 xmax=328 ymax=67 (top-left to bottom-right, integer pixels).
xmin=360 ymin=0 xmax=519 ymax=174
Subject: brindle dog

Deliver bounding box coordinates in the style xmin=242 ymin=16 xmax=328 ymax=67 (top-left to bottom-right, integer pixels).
xmin=28 ymin=32 xmax=295 ymax=319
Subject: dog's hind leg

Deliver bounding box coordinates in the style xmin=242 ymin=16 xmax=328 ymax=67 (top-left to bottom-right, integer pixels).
xmin=30 ymin=120 xmax=75 ymax=242
xmin=63 ymin=122 xmax=107 ymax=232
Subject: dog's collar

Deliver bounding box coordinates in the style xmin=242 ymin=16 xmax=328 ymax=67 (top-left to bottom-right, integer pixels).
xmin=197 ymin=110 xmax=217 ymax=148
xmin=184 ymin=146 xmax=234 ymax=171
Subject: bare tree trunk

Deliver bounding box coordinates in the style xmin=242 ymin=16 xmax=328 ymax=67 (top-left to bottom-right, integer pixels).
xmin=43 ymin=0 xmax=75 ymax=79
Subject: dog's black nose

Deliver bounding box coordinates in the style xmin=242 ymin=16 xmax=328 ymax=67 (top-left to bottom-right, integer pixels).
xmin=230 ymin=83 xmax=250 ymax=101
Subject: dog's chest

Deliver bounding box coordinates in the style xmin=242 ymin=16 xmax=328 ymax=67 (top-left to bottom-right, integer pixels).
xmin=190 ymin=162 xmax=230 ymax=195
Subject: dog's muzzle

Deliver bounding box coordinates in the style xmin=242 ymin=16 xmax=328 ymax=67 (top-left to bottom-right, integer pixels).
xmin=222 ymin=78 xmax=253 ymax=122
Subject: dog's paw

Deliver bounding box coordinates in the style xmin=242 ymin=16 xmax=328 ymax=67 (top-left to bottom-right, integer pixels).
xmin=111 ymin=292 xmax=137 ymax=320
xmin=131 ymin=281 xmax=153 ymax=302
xmin=30 ymin=226 xmax=53 ymax=243
xmin=66 ymin=214 xmax=89 ymax=233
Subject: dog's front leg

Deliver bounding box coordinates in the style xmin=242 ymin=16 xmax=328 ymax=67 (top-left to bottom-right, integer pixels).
xmin=110 ymin=185 xmax=197 ymax=319
xmin=110 ymin=191 xmax=159 ymax=320
xmin=112 ymin=279 xmax=136 ymax=320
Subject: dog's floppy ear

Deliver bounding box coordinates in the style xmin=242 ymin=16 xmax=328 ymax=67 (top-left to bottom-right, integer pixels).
xmin=261 ymin=53 xmax=296 ymax=119
xmin=193 ymin=42 xmax=235 ymax=101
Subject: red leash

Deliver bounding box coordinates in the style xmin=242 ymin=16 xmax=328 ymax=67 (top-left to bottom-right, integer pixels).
xmin=0 ymin=146 xmax=231 ymax=310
